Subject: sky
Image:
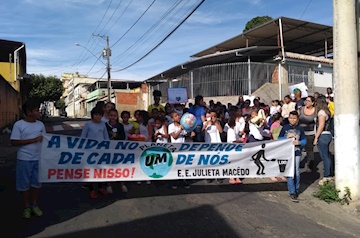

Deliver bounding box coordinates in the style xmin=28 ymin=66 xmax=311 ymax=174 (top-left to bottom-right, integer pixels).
xmin=0 ymin=0 xmax=333 ymax=82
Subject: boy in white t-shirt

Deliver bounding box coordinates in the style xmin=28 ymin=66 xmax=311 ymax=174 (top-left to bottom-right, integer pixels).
xmin=10 ymin=100 xmax=46 ymax=219
xmin=168 ymin=111 xmax=190 ymax=188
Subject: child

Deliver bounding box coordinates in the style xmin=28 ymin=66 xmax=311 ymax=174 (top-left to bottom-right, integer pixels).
xmin=10 ymin=99 xmax=46 ymax=219
xmin=203 ymin=110 xmax=222 ymax=144
xmin=105 ymin=108 xmax=128 ymax=193
xmin=153 ymin=116 xmax=169 ymax=143
xmin=248 ymin=109 xmax=265 ymax=142
xmin=278 ymin=111 xmax=306 ymax=203
xmin=81 ymin=106 xmax=110 ymax=199
xmin=270 ymin=112 xmax=283 ymax=140
xmin=168 ymin=111 xmax=190 ymax=189
xmin=136 ymin=110 xmax=153 ymax=185
xmin=270 ymin=100 xmax=281 ymax=116
xmin=137 ymin=110 xmax=153 ymax=142
xmin=121 ymin=110 xmax=134 ymax=140
xmin=101 ymin=102 xmax=115 ymax=123
xmin=269 ymin=112 xmax=285 ymax=182
xmin=203 ymin=110 xmax=223 ymax=183
xmin=227 ymin=118 xmax=245 ymax=184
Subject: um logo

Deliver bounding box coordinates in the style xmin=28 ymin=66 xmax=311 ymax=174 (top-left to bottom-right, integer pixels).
xmin=145 ymin=153 xmax=167 ymax=167
xmin=140 ymin=147 xmax=173 ymax=179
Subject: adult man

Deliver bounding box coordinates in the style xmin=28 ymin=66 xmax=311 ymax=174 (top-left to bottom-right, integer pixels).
xmin=293 ymin=88 xmax=305 ymax=111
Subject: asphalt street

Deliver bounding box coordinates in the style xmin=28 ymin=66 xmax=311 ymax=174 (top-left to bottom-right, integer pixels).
xmin=1 ymin=117 xmax=360 ymax=238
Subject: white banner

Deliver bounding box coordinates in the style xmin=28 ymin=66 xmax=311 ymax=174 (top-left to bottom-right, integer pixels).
xmin=167 ymin=87 xmax=188 ymax=104
xmin=288 ymin=82 xmax=308 ymax=98
xmin=39 ymin=134 xmax=295 ymax=182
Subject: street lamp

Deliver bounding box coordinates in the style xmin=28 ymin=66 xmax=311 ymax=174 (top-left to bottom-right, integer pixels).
xmin=75 ymin=41 xmax=112 ymax=102
xmin=75 ymin=43 xmax=105 ymax=64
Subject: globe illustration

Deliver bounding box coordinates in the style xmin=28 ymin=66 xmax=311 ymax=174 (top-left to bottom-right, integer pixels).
xmin=180 ymin=112 xmax=197 ymax=132
xmin=140 ymin=147 xmax=173 ymax=179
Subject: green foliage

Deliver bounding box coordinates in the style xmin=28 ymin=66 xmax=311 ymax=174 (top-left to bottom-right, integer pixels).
xmin=21 ymin=74 xmax=63 ymax=103
xmin=313 ymin=181 xmax=352 ymax=205
xmin=243 ymin=16 xmax=273 ymax=32
xmin=55 ymin=98 xmax=66 ymax=109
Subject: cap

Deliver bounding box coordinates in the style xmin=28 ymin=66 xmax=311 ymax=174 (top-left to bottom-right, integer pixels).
xmin=293 ymin=88 xmax=301 ymax=93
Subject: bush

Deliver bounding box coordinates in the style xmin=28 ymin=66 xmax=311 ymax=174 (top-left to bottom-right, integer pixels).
xmin=313 ymin=181 xmax=351 ymax=205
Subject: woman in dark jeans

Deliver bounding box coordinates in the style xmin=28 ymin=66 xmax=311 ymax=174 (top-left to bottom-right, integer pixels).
xmin=314 ymin=95 xmax=333 ymax=185
xmin=299 ymin=96 xmax=316 ymax=173
xmin=188 ymin=95 xmax=206 ymax=142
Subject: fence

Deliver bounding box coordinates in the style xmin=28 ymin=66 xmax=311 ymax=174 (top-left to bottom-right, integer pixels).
xmin=287 ymin=64 xmax=310 ymax=85
xmin=155 ymin=62 xmax=277 ymax=101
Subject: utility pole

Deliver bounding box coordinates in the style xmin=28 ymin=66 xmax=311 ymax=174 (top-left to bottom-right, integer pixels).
xmin=333 ymin=0 xmax=360 ymax=199
xmin=102 ymin=36 xmax=112 ymax=102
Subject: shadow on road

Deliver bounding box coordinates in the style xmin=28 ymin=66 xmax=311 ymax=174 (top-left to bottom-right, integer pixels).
xmin=51 ymin=205 xmax=240 ymax=238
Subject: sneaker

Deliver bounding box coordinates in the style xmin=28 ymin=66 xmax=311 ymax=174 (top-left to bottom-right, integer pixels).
xmin=89 ymin=190 xmax=98 ymax=199
xmin=106 ymin=186 xmax=113 ymax=194
xmin=290 ymin=194 xmax=299 ymax=203
xmin=146 ymin=180 xmax=151 ymax=185
xmin=98 ymin=188 xmax=108 ymax=195
xmin=23 ymin=207 xmax=31 ymax=219
xmin=121 ymin=184 xmax=128 ymax=193
xmin=31 ymin=206 xmax=43 ymax=217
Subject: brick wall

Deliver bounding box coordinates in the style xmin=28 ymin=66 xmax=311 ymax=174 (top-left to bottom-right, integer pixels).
xmin=116 ymin=91 xmax=147 ymax=117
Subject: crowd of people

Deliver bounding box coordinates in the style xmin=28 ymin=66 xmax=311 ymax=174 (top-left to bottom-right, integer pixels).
xmin=10 ymin=87 xmax=335 ymax=218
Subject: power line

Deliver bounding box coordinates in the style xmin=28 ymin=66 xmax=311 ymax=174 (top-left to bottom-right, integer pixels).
xmin=111 ymin=0 xmax=157 ymax=48
xmin=112 ymin=0 xmax=205 ymax=72
xmin=71 ymin=0 xmax=113 ymax=70
xmin=97 ymin=0 xmax=123 ymax=35
xmin=300 ymin=0 xmax=313 ymax=19
xmin=112 ymin=0 xmax=199 ymax=68
xmin=110 ymin=0 xmax=183 ymax=64
xmin=102 ymin=0 xmax=134 ymax=36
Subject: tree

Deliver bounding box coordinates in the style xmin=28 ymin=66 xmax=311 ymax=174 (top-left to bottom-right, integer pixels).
xmin=243 ymin=16 xmax=273 ymax=32
xmin=21 ymin=74 xmax=63 ymax=103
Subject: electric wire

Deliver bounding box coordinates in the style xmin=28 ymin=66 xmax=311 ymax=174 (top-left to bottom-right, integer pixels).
xmin=71 ymin=0 xmax=114 ymax=70
xmin=112 ymin=0 xmax=205 ymax=72
xmin=102 ymin=0 xmax=134 ymax=36
xmin=110 ymin=0 xmax=157 ymax=48
xmin=110 ymin=0 xmax=183 ymax=65
xmin=97 ymin=0 xmax=123 ymax=35
xmin=300 ymin=0 xmax=312 ymax=19
xmin=112 ymin=0 xmax=200 ymax=69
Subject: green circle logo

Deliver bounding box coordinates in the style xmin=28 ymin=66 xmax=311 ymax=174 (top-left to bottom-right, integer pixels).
xmin=139 ymin=147 xmax=173 ymax=178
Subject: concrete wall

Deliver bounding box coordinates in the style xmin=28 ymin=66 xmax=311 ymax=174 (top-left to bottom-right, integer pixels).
xmin=0 ymin=77 xmax=20 ymax=128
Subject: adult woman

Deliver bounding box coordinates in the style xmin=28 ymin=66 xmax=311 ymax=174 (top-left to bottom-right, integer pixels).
xmin=298 ymin=96 xmax=316 ymax=173
xmin=314 ymin=96 xmax=333 ymax=185
xmin=236 ymin=96 xmax=244 ymax=109
xmin=188 ymin=95 xmax=206 ymax=142
xmin=241 ymin=99 xmax=252 ymax=117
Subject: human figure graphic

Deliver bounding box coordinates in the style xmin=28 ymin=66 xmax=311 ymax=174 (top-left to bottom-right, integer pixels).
xmin=251 ymin=143 xmax=275 ymax=175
